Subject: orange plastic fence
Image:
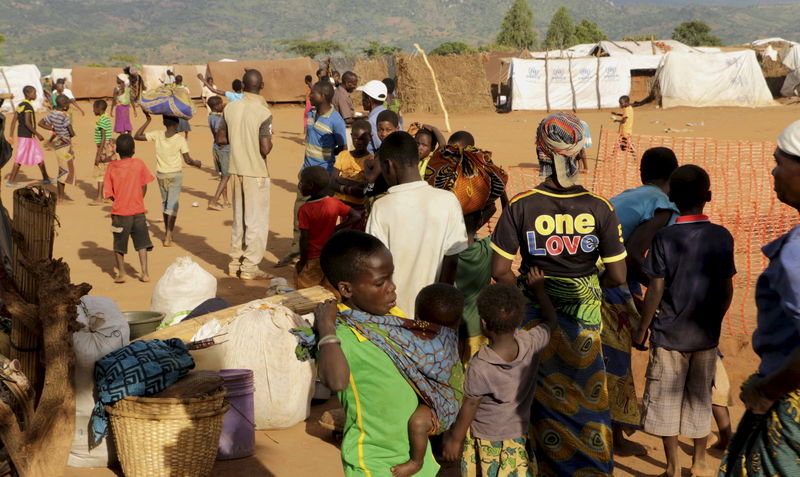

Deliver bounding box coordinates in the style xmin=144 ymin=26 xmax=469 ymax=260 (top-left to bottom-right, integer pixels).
xmin=487 ymin=129 xmax=796 ymax=337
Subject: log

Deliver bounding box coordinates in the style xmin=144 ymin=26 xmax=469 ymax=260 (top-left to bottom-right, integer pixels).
xmin=137 ymin=286 xmax=336 ymax=343
xmin=412 ymin=44 xmax=451 ymax=132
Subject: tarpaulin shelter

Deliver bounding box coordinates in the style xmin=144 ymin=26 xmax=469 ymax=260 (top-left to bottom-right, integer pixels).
xmin=780 ymin=44 xmax=800 ymax=97
xmin=206 ymin=58 xmax=318 ymax=102
xmin=590 ymin=40 xmax=709 ymax=70
xmin=70 ymin=66 xmax=119 ymax=99
xmin=49 ymin=68 xmax=72 ymax=86
xmin=0 ymin=65 xmax=44 ymax=112
xmin=173 ymin=65 xmax=207 ymax=98
xmin=655 ymin=50 xmax=775 ymax=108
xmin=508 ymin=56 xmax=631 ymax=111
xmin=142 ymin=65 xmax=172 ymax=90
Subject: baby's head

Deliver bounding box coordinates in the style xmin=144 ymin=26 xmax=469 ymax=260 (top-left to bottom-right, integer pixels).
xmin=414 ymin=283 xmax=464 ymax=329
xmin=477 ymin=284 xmax=525 ymax=337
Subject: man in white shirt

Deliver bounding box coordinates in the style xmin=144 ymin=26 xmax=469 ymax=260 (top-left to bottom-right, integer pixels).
xmin=366 ymin=131 xmax=468 ymax=315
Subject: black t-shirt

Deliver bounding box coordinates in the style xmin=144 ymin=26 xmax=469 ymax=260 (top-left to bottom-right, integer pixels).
xmin=16 ymin=101 xmax=35 ymax=138
xmin=643 ymin=216 xmax=736 ymax=352
xmin=491 ymin=183 xmax=626 ymax=277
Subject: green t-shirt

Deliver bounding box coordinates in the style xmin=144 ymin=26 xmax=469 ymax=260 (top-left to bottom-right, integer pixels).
xmin=336 ymin=324 xmax=439 ymax=476
xmin=456 ymin=237 xmax=493 ymax=338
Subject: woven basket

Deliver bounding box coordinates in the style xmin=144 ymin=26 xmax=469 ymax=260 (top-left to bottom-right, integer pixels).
xmin=107 ymin=394 xmax=229 ymax=477
xmin=113 ymin=387 xmax=226 ymax=416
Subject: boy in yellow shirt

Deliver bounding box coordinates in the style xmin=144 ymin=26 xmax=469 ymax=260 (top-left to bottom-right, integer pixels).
xmin=331 ymin=119 xmax=371 ymax=230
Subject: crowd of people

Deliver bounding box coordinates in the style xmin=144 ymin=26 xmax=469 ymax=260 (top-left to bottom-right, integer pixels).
xmin=1 ymin=65 xmax=799 ymax=477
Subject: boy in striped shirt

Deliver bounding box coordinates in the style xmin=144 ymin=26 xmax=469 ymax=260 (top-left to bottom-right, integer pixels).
xmin=39 ymin=95 xmax=75 ymax=202
xmin=92 ymin=100 xmax=115 ymax=205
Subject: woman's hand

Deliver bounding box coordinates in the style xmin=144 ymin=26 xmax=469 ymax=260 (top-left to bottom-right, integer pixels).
xmin=441 ymin=430 xmax=464 ymax=462
xmin=315 ymin=299 xmax=339 ymax=335
xmin=525 ymin=267 xmax=546 ymax=293
xmin=740 ymin=377 xmax=776 ymax=415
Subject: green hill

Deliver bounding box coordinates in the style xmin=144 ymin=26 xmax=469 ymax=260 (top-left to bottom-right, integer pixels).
xmin=0 ymin=0 xmax=798 ymax=68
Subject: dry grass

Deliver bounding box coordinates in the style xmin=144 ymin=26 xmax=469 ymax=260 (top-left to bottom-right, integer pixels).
xmin=396 ymin=54 xmax=493 ymax=114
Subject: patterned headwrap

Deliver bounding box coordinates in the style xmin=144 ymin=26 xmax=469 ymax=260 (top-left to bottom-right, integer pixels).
xmin=117 ymin=73 xmax=130 ymax=86
xmin=536 ymin=112 xmax=585 ymax=187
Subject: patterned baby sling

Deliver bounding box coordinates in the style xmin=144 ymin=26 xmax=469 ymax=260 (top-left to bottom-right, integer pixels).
xmin=424 ymin=145 xmax=508 ymax=214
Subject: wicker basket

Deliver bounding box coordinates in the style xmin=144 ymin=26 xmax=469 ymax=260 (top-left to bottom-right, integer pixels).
xmin=107 ymin=391 xmax=229 ymax=477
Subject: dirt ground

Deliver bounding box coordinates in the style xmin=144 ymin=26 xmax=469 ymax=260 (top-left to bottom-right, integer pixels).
xmin=3 ymin=99 xmax=798 ymax=477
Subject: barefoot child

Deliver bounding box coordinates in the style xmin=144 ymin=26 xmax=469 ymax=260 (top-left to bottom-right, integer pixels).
xmin=103 ymin=134 xmax=154 ymax=283
xmin=6 ymin=86 xmax=51 ymax=187
xmin=612 ymin=95 xmax=634 ymax=152
xmin=206 ymin=96 xmax=230 ymax=210
xmin=634 ymin=165 xmax=736 ymax=477
xmin=391 ymin=283 xmax=464 ymax=477
xmin=39 ymin=95 xmax=75 ymax=200
xmin=296 ymin=166 xmax=361 ymax=289
xmin=315 ymin=230 xmax=463 ymax=477
xmin=92 ymin=100 xmax=114 ymax=204
xmin=442 ymin=272 xmax=556 ymax=476
xmin=134 ymin=111 xmax=201 ymax=246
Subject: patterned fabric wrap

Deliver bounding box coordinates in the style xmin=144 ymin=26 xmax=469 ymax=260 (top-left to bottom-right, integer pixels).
xmin=600 ymin=282 xmax=643 ymax=428
xmin=90 ymin=338 xmax=195 ymax=447
xmin=519 ymin=274 xmax=602 ymax=326
xmin=536 ymin=112 xmax=584 ymax=181
xmin=718 ymin=385 xmax=800 ymax=477
xmin=524 ymin=307 xmax=613 ymax=477
xmin=461 ymin=434 xmax=536 ymax=477
xmin=425 ymin=145 xmax=508 ymax=215
xmin=139 ymin=85 xmax=195 ymax=119
xmin=339 ymin=307 xmax=463 ymax=434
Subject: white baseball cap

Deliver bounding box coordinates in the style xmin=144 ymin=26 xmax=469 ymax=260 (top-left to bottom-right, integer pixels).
xmin=777 ymin=120 xmax=800 ymax=157
xmin=357 ymin=80 xmax=388 ymax=101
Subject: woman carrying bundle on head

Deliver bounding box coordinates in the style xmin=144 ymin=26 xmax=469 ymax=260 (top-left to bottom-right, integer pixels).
xmin=111 ymin=73 xmax=135 ymax=134
xmin=490 ymin=112 xmax=625 ymax=477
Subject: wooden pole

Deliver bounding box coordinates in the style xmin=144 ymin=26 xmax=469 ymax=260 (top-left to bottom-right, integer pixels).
xmin=544 ymin=54 xmax=551 ymax=112
xmin=412 ymin=44 xmax=451 ymax=132
xmin=596 ymin=56 xmax=602 ymax=110
xmin=568 ymin=56 xmax=577 ymax=113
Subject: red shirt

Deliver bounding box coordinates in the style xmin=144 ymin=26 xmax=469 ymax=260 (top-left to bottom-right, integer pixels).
xmin=298 ymin=197 xmax=351 ymax=259
xmin=103 ymin=157 xmax=155 ymax=216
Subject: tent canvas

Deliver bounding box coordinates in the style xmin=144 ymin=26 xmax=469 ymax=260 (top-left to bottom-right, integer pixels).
xmin=142 ymin=65 xmax=172 ymax=90
xmin=70 ymin=66 xmax=119 ymax=99
xmin=509 ymin=56 xmax=631 ymax=111
xmin=529 ymin=44 xmax=596 ymax=59
xmin=49 ymin=68 xmax=73 ymax=86
xmin=591 ymin=40 xmax=704 ymax=70
xmin=206 ymin=58 xmax=318 ymax=103
xmin=656 ymin=50 xmax=775 ymax=108
xmin=0 ymin=65 xmax=44 ymax=113
xmin=781 ymin=44 xmax=800 ymax=97
xmin=173 ymin=64 xmax=206 ymax=99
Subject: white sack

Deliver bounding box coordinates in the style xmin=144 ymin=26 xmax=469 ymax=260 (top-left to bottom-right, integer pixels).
xmin=151 ymin=257 xmax=217 ymax=324
xmin=70 ymin=296 xmax=129 ymax=467
xmin=221 ymin=302 xmax=314 ymax=429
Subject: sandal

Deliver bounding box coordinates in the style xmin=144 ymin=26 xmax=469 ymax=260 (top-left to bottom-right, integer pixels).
xmin=5 ymin=183 xmax=23 ymax=188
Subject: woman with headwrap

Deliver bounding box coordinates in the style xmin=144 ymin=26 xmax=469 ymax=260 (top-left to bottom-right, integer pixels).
xmin=111 ymin=73 xmax=134 ymax=134
xmin=490 ymin=112 xmax=626 ymax=476
xmin=718 ymin=120 xmax=800 ymax=476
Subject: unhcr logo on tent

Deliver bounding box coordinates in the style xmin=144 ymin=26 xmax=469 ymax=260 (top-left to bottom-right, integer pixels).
xmin=577 ymin=67 xmax=592 ymax=81
xmin=602 ymin=66 xmax=619 ymax=80
xmin=526 ymin=66 xmax=543 ymax=81
xmin=551 ymin=67 xmax=568 ymax=83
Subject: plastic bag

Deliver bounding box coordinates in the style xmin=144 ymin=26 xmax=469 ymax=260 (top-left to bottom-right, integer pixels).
xmin=139 ymin=84 xmax=195 ymax=119
xmin=151 ymin=257 xmax=217 ymax=326
xmin=221 ymin=302 xmax=314 ymax=429
xmin=70 ymin=296 xmax=129 ymax=467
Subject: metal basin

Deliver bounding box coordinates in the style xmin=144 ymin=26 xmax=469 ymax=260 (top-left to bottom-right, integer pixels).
xmin=123 ymin=311 xmax=164 ymax=339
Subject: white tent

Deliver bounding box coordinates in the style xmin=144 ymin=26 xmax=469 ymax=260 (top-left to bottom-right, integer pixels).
xmin=141 ymin=65 xmax=173 ymax=90
xmin=655 ymin=50 xmax=775 ymax=108
xmin=0 ymin=65 xmax=45 ymax=112
xmin=529 ymin=43 xmax=596 ymax=59
xmin=781 ymin=44 xmax=800 ymax=97
xmin=509 ymin=56 xmax=631 ymax=110
xmin=49 ymin=68 xmax=72 ymax=86
xmin=591 ymin=40 xmax=708 ymax=70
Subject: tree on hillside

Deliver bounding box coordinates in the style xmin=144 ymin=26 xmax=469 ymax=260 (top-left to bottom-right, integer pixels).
xmin=623 ymin=34 xmax=659 ymax=41
xmin=361 ymin=41 xmax=402 ymax=57
xmin=278 ymin=39 xmax=343 ymax=58
xmin=544 ymin=6 xmax=578 ymax=50
xmin=107 ymin=54 xmax=139 ymax=67
xmin=672 ymin=21 xmax=722 ymax=46
xmin=0 ymin=34 xmax=4 ymax=62
xmin=574 ymin=19 xmax=606 ymax=44
xmin=429 ymin=42 xmax=476 ymax=56
xmin=495 ymin=0 xmax=537 ymax=50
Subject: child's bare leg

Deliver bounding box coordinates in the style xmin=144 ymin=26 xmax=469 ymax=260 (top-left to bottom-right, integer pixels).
xmin=662 ymin=436 xmax=680 ymax=477
xmin=114 ymin=252 xmax=126 ymax=283
xmin=711 ymin=405 xmax=732 ymax=451
xmin=37 ymin=163 xmax=50 ymax=182
xmin=391 ymin=403 xmax=431 ymax=477
xmin=613 ymin=423 xmax=647 ymax=456
xmin=137 ymin=248 xmax=150 ymax=282
xmin=209 ymin=176 xmax=229 ymax=209
xmin=163 ymin=214 xmax=176 ymax=246
xmin=690 ymin=435 xmax=713 ymax=477
xmin=57 ymin=182 xmax=67 ymax=201
xmin=6 ymin=164 xmax=21 ymax=184
xmin=93 ymin=181 xmax=104 ymax=204
xmin=221 ymin=175 xmax=230 ymax=205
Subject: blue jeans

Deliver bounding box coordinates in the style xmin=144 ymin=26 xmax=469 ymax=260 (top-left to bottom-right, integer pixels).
xmin=157 ymin=171 xmax=183 ymax=216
